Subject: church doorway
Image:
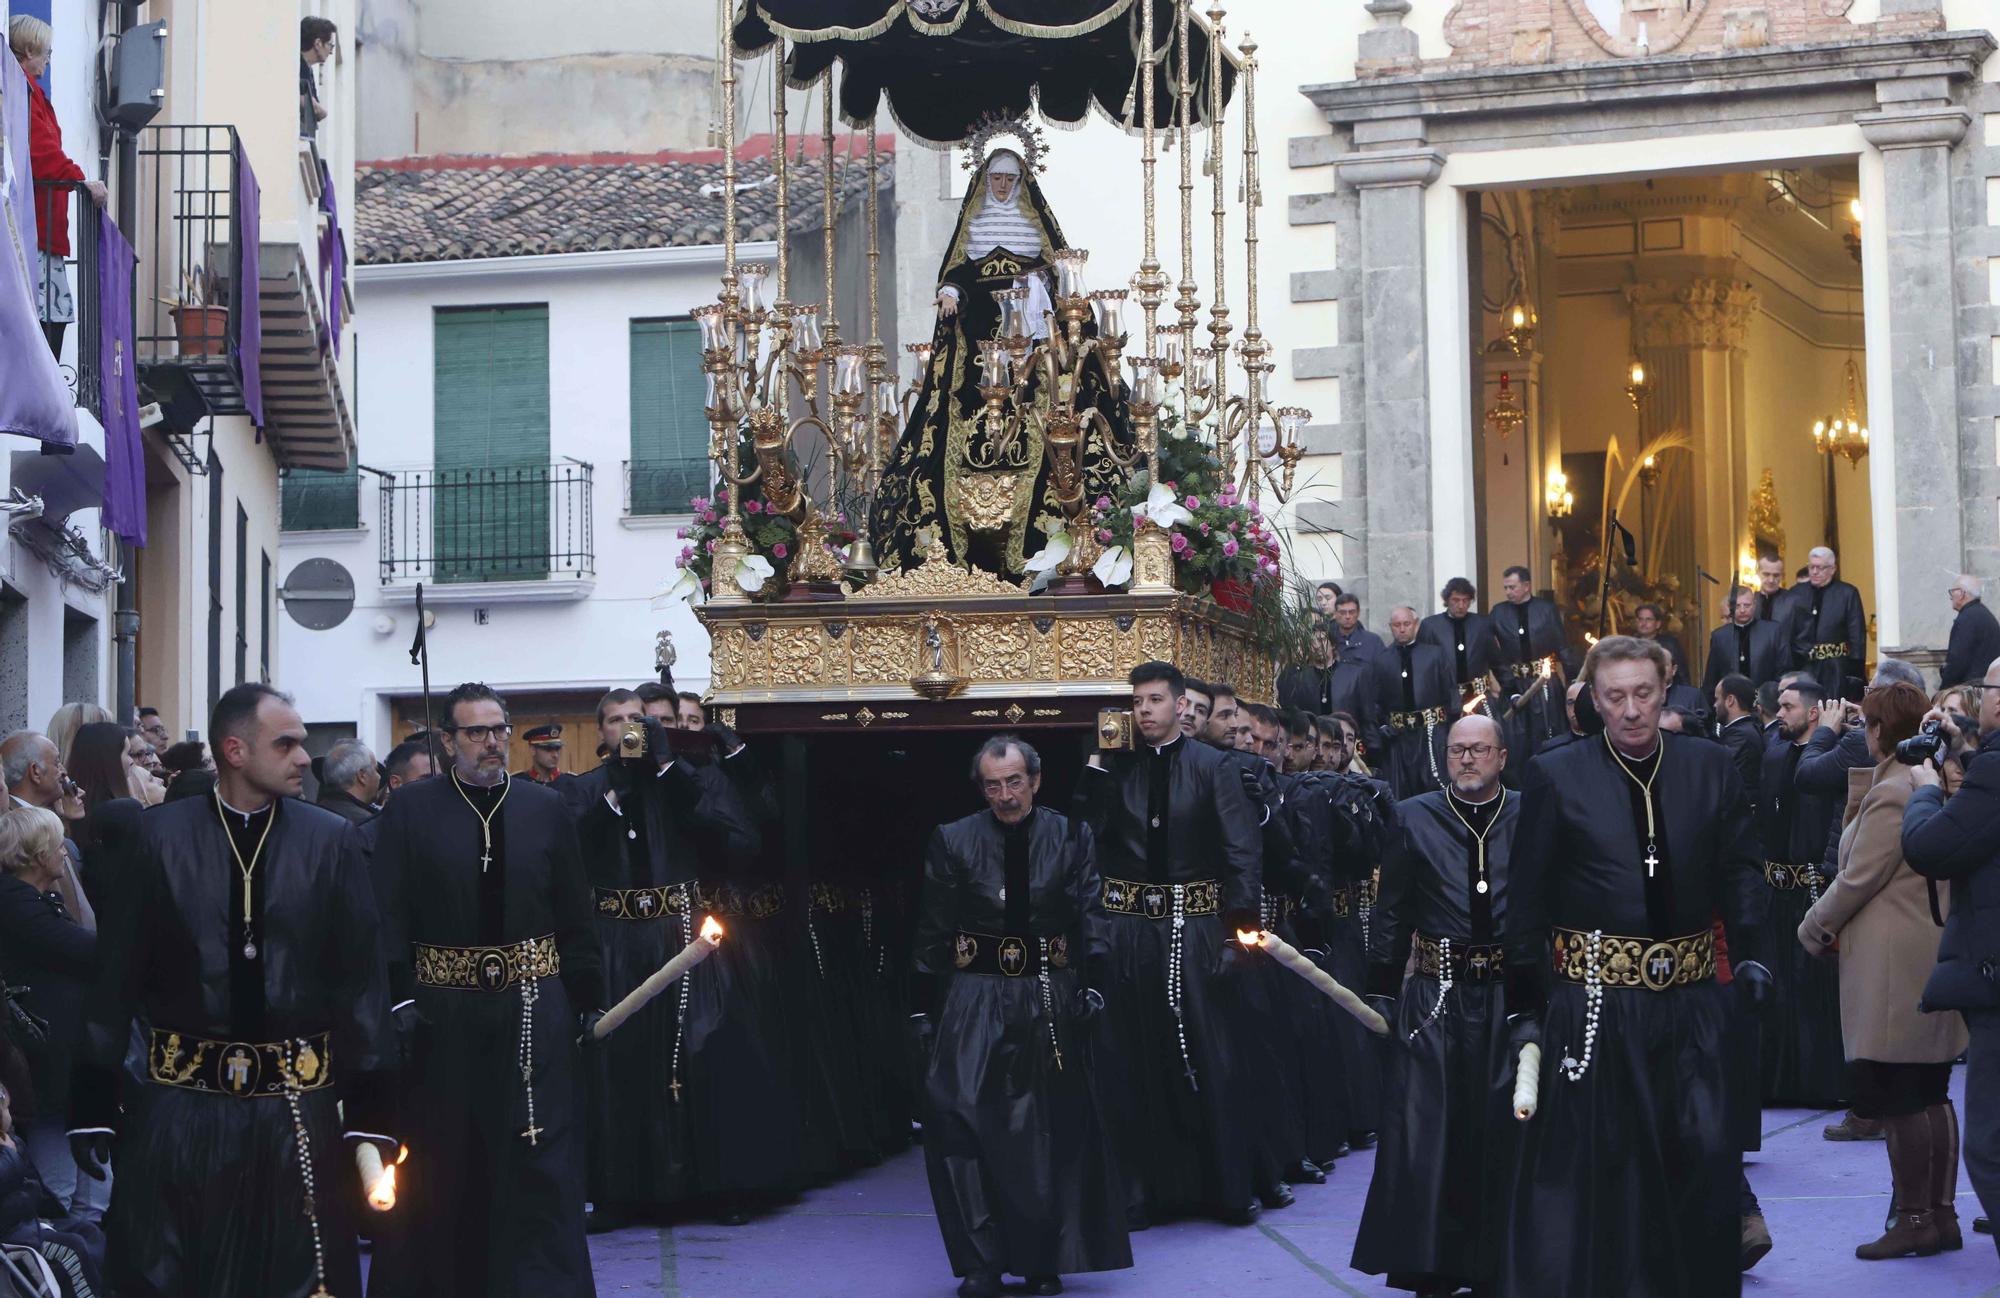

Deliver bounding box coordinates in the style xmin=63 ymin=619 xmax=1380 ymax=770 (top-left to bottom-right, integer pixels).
xmin=1466 ymin=166 xmax=1875 ymax=684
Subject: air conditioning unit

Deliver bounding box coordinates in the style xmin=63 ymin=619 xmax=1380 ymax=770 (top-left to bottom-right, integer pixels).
xmin=107 ymin=21 xmax=167 ymax=133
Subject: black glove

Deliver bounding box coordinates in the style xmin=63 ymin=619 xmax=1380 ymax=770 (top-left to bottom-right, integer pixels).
xmin=1506 ymin=1011 xmax=1542 ymax=1054
xmin=69 ymin=1132 xmax=110 ymax=1182
xmin=1216 ymin=939 xmax=1255 ymax=978
xmin=1070 ymin=987 xmax=1104 ymax=1023
xmin=1735 ymin=959 xmax=1775 ymax=1014
xmin=1366 ymin=993 xmax=1397 ymax=1026
xmin=642 ymin=716 xmax=678 ymax=765
xmin=705 ymin=721 xmax=744 ymax=757
xmin=3 ymin=986 xmax=46 ymax=1046
xmin=576 ymin=1008 xmax=607 ymax=1047
xmin=1238 ymin=765 xmax=1265 ymax=804
xmin=392 ymin=1002 xmax=427 ymax=1070
xmin=605 ymin=754 xmax=637 ymax=797
xmin=908 ymin=1011 xmax=937 ymax=1058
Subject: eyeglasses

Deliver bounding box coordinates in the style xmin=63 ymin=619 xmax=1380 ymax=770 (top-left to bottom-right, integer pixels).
xmin=445 ymin=724 xmax=513 ymax=745
xmin=1446 ymin=743 xmax=1498 ymax=760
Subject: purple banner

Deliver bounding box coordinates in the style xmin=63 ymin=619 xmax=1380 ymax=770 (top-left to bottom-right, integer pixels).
xmin=97 ymin=210 xmax=145 ymax=546
xmin=0 ymin=53 xmax=77 ymax=449
xmin=318 ymin=162 xmax=344 ymax=356
xmin=232 ymin=140 xmax=263 ymax=427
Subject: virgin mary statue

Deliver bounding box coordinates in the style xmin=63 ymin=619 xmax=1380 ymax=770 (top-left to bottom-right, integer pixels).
xmin=870 ymin=148 xmax=1132 ymax=577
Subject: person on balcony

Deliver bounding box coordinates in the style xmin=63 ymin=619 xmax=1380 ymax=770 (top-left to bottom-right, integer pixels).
xmin=9 ymin=16 xmax=105 ymax=360
xmin=299 ymin=18 xmax=336 ymax=142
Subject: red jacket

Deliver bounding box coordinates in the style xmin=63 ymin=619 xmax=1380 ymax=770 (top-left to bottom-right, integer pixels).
xmin=26 ymin=75 xmax=84 ymax=257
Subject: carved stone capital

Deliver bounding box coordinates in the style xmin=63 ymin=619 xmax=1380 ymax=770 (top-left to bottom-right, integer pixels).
xmin=1334 ymin=148 xmax=1444 ymax=191
xmin=1625 ymin=278 xmax=1760 ymax=350
xmin=1855 ymin=105 xmax=1969 ymax=151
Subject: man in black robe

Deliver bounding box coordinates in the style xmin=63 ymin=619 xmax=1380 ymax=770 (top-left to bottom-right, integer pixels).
xmin=912 ymin=736 xmax=1129 ymax=1298
xmin=1356 ymin=714 xmax=1519 ymax=1296
xmin=1632 ymin=604 xmax=1691 ymax=687
xmin=1945 ymin=574 xmax=2000 ymax=687
xmin=1501 ymin=636 xmax=1771 ymax=1298
xmin=367 ymin=682 xmax=601 ymax=1298
xmin=1277 ymin=624 xmax=1372 ymax=728
xmin=1371 ymin=607 xmax=1458 ymax=798
xmin=1756 ymin=556 xmax=1810 ymax=665
xmin=1713 ymin=675 xmax=1764 ymax=805
xmin=1702 ymin=588 xmax=1789 ymax=695
xmin=1420 ymin=577 xmax=1501 ymax=704
xmin=69 ymin=682 xmax=395 ymax=1298
xmin=1072 ymin=661 xmax=1265 ymax=1226
xmin=1754 ymin=678 xmax=1849 ymax=1108
xmin=1490 ymin=565 xmax=1571 ymax=768
xmin=1792 ymin=547 xmax=1868 ymax=701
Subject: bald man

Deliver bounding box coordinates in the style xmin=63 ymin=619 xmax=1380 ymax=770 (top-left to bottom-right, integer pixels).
xmin=1367 ymin=607 xmax=1458 ymax=798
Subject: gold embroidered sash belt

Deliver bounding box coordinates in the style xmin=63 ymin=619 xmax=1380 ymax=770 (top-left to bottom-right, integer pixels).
xmin=595 ymin=885 xmax=676 ymax=921
xmin=697 ymin=880 xmax=785 ymax=919
xmin=414 ymin=934 xmax=560 ymax=991
xmin=1551 ymin=926 xmax=1715 ymax=991
xmin=1329 ymin=886 xmax=1354 ymax=918
xmin=1101 ymin=876 xmax=1220 ymax=918
xmin=1763 ymin=861 xmax=1821 ymax=891
xmin=951 ymin=931 xmax=1070 ymax=977
xmin=1807 ymin=642 xmax=1852 ymax=661
xmin=146 ymin=1028 xmax=333 ymax=1099
xmin=1356 ymin=878 xmax=1378 ymax=908
xmin=1389 ymin=706 xmax=1446 ymax=732
xmin=1415 ymin=933 xmax=1506 ymax=982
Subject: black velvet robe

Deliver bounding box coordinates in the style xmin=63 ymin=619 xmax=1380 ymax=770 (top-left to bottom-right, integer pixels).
xmin=1270 ymin=770 xmax=1353 ymax=1163
xmin=366 ymin=773 xmax=601 ymax=1298
xmin=1419 ymin=610 xmax=1502 ymax=690
xmin=1289 ymin=768 xmax=1385 ymax=1146
xmin=1700 ymin=618 xmax=1788 ymax=694
xmin=73 ymin=795 xmax=393 ymax=1298
xmin=1501 ymin=733 xmax=1767 ymax=1298
xmin=1490 ymin=596 xmax=1572 ymax=767
xmin=1791 ymin=578 xmax=1868 ymax=698
xmin=1355 ymin=789 xmax=1519 ymax=1291
xmin=1368 ymin=641 xmax=1458 ymax=798
xmin=1753 ymin=739 xmax=1848 ymax=1107
xmin=911 ymin=807 xmax=1130 ymax=1280
xmin=1276 ymin=661 xmax=1373 ymax=732
xmin=1072 ymin=734 xmax=1266 ymax=1221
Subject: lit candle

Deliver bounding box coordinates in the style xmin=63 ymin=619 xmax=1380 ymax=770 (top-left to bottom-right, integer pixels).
xmin=592 ymin=916 xmax=725 ymax=1041
xmin=355 ymin=1141 xmax=405 ymax=1212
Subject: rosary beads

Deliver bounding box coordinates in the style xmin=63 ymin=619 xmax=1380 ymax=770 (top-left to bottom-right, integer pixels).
xmin=1409 ymin=936 xmax=1453 ymax=1040
xmin=1557 ymin=928 xmax=1603 ymax=1083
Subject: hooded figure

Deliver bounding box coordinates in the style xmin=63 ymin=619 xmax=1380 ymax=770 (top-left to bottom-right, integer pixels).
xmin=870 ymin=147 xmax=1132 ymax=577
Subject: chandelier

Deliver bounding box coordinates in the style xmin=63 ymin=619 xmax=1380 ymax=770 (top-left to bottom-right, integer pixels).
xmin=1811 ymin=358 xmax=1869 ymax=468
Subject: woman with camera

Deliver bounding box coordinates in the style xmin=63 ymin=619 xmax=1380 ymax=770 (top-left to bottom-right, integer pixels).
xmin=1799 ymin=680 xmax=1967 ymax=1259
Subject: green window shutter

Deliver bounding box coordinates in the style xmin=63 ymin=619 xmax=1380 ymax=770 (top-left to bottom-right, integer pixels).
xmin=628 ymin=318 xmax=710 ymax=515
xmin=280 ymin=466 xmax=360 ymax=531
xmin=432 ymin=306 xmax=551 ymax=582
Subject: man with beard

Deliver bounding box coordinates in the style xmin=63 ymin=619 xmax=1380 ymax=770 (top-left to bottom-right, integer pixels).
xmin=70 ymin=683 xmax=395 ymax=1297
xmin=1421 ymin=578 xmax=1501 ymax=708
xmin=1754 ymin=678 xmax=1849 ymax=1109
xmin=1501 ymin=636 xmax=1770 ymax=1298
xmin=1714 ymin=675 xmax=1764 ymax=805
xmin=1204 ymin=683 xmax=1240 ymax=749
xmin=1279 ymin=625 xmax=1374 ymax=729
xmin=1317 ymin=714 xmax=1353 ymax=772
xmin=1702 ymin=589 xmax=1788 ymax=696
xmin=1181 ymin=679 xmax=1214 ymax=740
xmin=1792 ymin=548 xmax=1868 ymax=702
xmin=1490 ymin=565 xmax=1571 ymax=765
xmin=1371 ymin=607 xmax=1458 ymax=798
xmin=1073 ymin=662 xmax=1264 ymax=1226
xmin=1355 ymin=714 xmax=1518 ymax=1296
xmin=913 ymin=736 xmax=1130 ymax=1298
xmin=367 ymin=683 xmax=600 ymax=1298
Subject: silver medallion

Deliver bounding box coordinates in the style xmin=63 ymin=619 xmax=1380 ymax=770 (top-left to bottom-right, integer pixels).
xmin=1476 ymin=880 xmax=1489 ymax=895
xmin=243 ymin=940 xmax=259 ymax=960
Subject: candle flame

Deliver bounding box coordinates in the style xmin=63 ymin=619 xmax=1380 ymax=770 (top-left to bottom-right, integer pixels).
xmin=1236 ymin=929 xmax=1263 ymax=948
xmin=367 ymin=1162 xmax=397 ymax=1212
xmin=1539 ymin=656 xmax=1555 ymax=679
xmin=700 ymin=915 xmax=725 ymax=944
xmin=1461 ymin=694 xmax=1483 ymax=715
xmin=1584 ymin=632 xmax=1599 ymax=647
xmin=396 ymin=1144 xmax=410 ymax=1165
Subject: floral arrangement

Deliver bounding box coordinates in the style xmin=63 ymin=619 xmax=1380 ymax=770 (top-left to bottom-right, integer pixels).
xmin=660 ymin=482 xmax=857 ymax=603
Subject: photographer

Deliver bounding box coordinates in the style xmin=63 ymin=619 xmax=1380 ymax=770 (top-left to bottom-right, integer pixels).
xmin=1901 ymin=654 xmax=2000 ymax=1253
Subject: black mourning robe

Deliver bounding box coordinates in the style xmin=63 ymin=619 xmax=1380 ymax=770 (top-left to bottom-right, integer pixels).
xmin=1276 ymin=661 xmax=1373 ymax=732
xmin=1646 ymin=632 xmax=1691 ymax=687
xmin=911 ymin=807 xmax=1131 ymax=1281
xmin=1700 ymin=619 xmax=1788 ymax=695
xmin=366 ymin=773 xmax=601 ymax=1298
xmin=1419 ymin=610 xmax=1501 ymax=690
xmin=1355 ymin=788 xmax=1519 ymax=1291
xmin=1717 ymin=717 xmax=1764 ymax=810
xmin=1791 ymin=579 xmax=1868 ymax=698
xmin=1490 ymin=596 xmax=1572 ymax=766
xmin=1072 ymin=734 xmax=1265 ymax=1222
xmin=72 ymin=795 xmax=393 ymax=1298
xmin=1944 ymin=597 xmax=2000 ymax=687
xmin=1753 ymin=739 xmax=1848 ymax=1107
xmin=1368 ymin=641 xmax=1458 ymax=798
xmin=1500 ymin=733 xmax=1767 ymax=1298
xmin=1287 ymin=769 xmax=1383 ymax=1146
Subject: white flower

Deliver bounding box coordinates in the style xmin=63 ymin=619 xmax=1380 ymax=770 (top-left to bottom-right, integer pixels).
xmin=1092 ymin=544 xmax=1133 ymax=589
xmin=1023 ymin=532 xmax=1072 ymax=574
xmin=652 ymin=567 xmax=703 ymax=609
xmin=1137 ymin=481 xmax=1192 ymax=530
xmin=735 ymin=553 xmax=776 ymax=593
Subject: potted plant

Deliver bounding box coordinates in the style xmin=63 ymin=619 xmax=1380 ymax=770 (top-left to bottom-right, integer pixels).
xmin=168 ymin=268 xmax=228 ymax=358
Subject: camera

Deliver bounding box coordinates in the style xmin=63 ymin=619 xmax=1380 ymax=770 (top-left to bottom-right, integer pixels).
xmin=1097 ymin=709 xmax=1134 ymax=751
xmin=1895 ymin=719 xmax=1946 ymax=767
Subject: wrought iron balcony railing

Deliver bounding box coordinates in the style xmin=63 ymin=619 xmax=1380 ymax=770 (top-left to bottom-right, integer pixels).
xmin=133 ymin=124 xmax=250 ymax=418
xmin=622 ymin=457 xmax=710 ymax=516
xmin=378 ymin=461 xmax=594 ymax=585
xmin=30 ymin=179 xmax=102 ymax=415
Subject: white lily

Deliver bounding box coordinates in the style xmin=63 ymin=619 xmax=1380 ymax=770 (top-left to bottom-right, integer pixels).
xmin=652 ymin=567 xmax=703 ymax=609
xmin=1092 ymin=544 xmax=1133 ymax=589
xmin=735 ymin=553 xmax=776 ymax=593
xmin=1023 ymin=531 xmax=1072 ymax=574
xmin=1137 ymin=481 xmax=1192 ymax=530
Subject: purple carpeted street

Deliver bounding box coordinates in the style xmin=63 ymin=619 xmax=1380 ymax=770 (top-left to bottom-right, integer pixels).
xmin=574 ymin=1071 xmax=1999 ymax=1297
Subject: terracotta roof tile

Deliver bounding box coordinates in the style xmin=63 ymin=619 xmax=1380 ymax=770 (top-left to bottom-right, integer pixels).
xmin=355 ymin=148 xmax=889 ymax=266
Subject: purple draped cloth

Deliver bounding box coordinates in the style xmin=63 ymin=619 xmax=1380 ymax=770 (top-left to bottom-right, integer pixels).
xmin=0 ymin=52 xmax=77 ymax=448
xmin=318 ymin=162 xmax=343 ymax=355
xmin=232 ymin=140 xmax=263 ymax=427
xmin=97 ymin=210 xmax=145 ymax=545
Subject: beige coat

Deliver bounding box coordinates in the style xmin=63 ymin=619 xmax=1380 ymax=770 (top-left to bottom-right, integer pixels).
xmin=1800 ymin=758 xmax=1967 ymax=1063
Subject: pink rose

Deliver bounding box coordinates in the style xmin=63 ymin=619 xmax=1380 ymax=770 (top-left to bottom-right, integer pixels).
xmin=746 ymin=499 xmax=764 ymax=515
xmin=705 ymin=539 xmax=717 ymax=553
xmin=1228 ymin=521 xmax=1239 ymax=533
xmin=1133 ymin=511 xmax=1148 ymax=528
xmin=772 ymin=542 xmax=789 ymax=558
xmin=675 ymin=526 xmax=689 ymax=539
xmin=1223 ymin=538 xmax=1239 ymax=557
xmin=1185 ymin=495 xmax=1201 ymax=510
xmin=1097 ymin=528 xmax=1114 ymax=544
xmin=1095 ymin=496 xmax=1112 ymax=511
xmin=1171 ymin=532 xmax=1190 ymax=555
xmin=1199 ymin=522 xmax=1211 ymax=535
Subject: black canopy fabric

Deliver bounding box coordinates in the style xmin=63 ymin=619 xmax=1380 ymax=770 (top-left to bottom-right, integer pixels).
xmin=732 ymin=0 xmax=1238 ymax=143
